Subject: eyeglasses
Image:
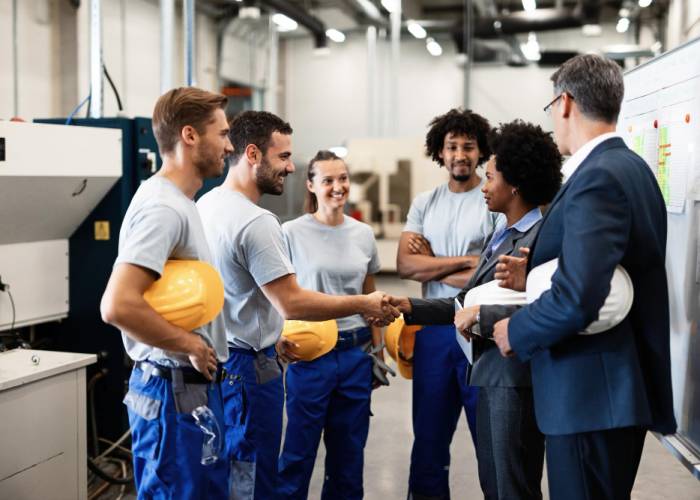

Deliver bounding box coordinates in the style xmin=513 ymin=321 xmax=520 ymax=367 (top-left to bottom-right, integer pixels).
xmin=543 ymin=93 xmax=573 ymax=115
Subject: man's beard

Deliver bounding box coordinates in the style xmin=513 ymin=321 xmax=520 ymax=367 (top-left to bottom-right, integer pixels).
xmin=256 ymin=156 xmax=285 ymax=195
xmin=451 ymin=173 xmax=471 ymax=182
xmin=193 ymin=143 xmax=224 ymax=179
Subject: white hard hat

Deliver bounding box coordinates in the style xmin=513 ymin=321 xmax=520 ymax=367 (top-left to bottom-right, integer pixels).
xmin=461 ymin=259 xmax=633 ymax=335
xmin=526 ymin=258 xmax=634 ymax=335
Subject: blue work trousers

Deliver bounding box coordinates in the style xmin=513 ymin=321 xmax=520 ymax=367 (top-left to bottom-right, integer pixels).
xmin=223 ymin=345 xmax=284 ymax=500
xmin=125 ymin=366 xmax=229 ymax=500
xmin=278 ymin=345 xmax=373 ymax=500
xmin=409 ymin=324 xmax=479 ymax=499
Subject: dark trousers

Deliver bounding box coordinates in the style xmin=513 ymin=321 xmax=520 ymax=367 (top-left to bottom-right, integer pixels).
xmin=409 ymin=325 xmax=479 ymax=498
xmin=476 ymin=386 xmax=544 ymax=500
xmin=546 ymin=427 xmax=646 ymax=500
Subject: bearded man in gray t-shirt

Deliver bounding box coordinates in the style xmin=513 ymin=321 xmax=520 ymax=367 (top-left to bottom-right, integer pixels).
xmin=198 ymin=111 xmax=399 ymax=499
xmin=101 ymin=88 xmax=233 ymax=499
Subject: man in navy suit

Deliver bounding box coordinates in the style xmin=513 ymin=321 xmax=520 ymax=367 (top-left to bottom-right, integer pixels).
xmin=492 ymin=54 xmax=677 ymax=500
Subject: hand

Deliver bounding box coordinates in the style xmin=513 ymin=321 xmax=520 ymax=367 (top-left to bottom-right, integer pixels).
xmin=362 ymin=291 xmax=401 ymax=327
xmin=494 ymin=247 xmax=530 ymax=291
xmin=454 ymin=305 xmax=479 ymax=341
xmin=493 ymin=318 xmax=514 ymax=357
xmin=407 ymin=234 xmax=434 ymax=256
xmin=383 ymin=294 xmax=412 ymax=315
xmin=275 ymin=337 xmax=301 ymax=364
xmin=187 ymin=333 xmax=217 ymax=380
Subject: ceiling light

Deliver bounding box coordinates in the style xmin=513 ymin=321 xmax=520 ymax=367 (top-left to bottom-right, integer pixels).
xmin=272 ymin=13 xmax=298 ymax=32
xmin=522 ymin=0 xmax=536 ymax=13
xmin=520 ymin=32 xmax=541 ymax=61
xmin=619 ymin=8 xmax=631 ymax=17
xmin=326 ymin=29 xmax=346 ymax=43
xmin=407 ymin=20 xmax=427 ymax=39
xmin=638 ymin=0 xmax=652 ymax=7
xmin=380 ymin=0 xmax=400 ymax=14
xmin=426 ymin=37 xmax=442 ymax=56
xmin=239 ymin=6 xmax=261 ymax=19
xmin=616 ymin=17 xmax=630 ymax=33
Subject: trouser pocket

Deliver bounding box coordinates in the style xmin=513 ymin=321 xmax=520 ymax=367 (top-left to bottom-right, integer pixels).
xmin=123 ymin=390 xmax=162 ymax=460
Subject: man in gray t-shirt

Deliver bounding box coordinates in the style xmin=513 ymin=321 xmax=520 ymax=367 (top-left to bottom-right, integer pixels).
xmin=198 ymin=111 xmax=398 ymax=500
xmin=101 ymin=88 xmax=233 ymax=499
xmin=396 ymin=109 xmax=499 ymax=499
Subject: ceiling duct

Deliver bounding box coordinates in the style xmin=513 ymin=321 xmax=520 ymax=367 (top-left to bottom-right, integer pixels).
xmin=258 ymin=0 xmax=328 ymax=48
xmin=472 ymin=8 xmax=583 ymax=39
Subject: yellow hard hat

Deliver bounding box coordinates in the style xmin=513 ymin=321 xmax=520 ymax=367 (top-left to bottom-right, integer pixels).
xmin=281 ymin=320 xmax=339 ymax=361
xmin=143 ymin=260 xmax=224 ymax=331
xmin=384 ymin=315 xmax=421 ymax=379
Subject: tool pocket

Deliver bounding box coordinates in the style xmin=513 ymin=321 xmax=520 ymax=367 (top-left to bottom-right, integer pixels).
xmin=123 ymin=390 xmax=162 ymax=460
xmin=253 ymin=351 xmax=282 ymax=385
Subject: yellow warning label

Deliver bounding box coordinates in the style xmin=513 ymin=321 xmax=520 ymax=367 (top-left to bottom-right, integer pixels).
xmin=94 ymin=221 xmax=110 ymax=241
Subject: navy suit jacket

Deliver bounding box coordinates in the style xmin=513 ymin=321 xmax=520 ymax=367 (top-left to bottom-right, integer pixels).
xmin=509 ymin=137 xmax=677 ymax=436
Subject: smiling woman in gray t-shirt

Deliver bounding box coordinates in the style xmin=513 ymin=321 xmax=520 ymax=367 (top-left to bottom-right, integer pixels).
xmin=277 ymin=151 xmax=384 ymax=500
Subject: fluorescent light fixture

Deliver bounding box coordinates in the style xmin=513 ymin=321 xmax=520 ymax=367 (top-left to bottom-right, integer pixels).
xmin=638 ymin=0 xmax=652 ymax=7
xmin=239 ymin=6 xmax=261 ymax=19
xmin=616 ymin=17 xmax=630 ymax=33
xmin=355 ymin=0 xmax=382 ymax=20
xmin=520 ymin=32 xmax=541 ymax=61
xmin=582 ymin=24 xmax=602 ymax=36
xmin=381 ymin=0 xmax=400 ymax=14
xmin=426 ymin=37 xmax=442 ymax=57
xmin=619 ymin=8 xmax=630 ymax=17
xmin=407 ymin=20 xmax=427 ymax=39
xmin=326 ymin=29 xmax=346 ymax=43
xmin=522 ymin=0 xmax=536 ymax=13
xmin=272 ymin=13 xmax=298 ymax=32
xmin=329 ymin=146 xmax=348 ymax=158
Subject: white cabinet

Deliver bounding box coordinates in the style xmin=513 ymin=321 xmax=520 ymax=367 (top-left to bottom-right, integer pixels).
xmin=0 ymin=349 xmax=96 ymax=500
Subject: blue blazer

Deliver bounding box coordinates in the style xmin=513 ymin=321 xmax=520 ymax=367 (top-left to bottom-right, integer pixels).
xmin=509 ymin=137 xmax=677 ymax=436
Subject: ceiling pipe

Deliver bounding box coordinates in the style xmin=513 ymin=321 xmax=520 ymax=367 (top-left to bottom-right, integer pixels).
xmin=258 ymin=0 xmax=328 ymax=48
xmin=89 ymin=0 xmax=103 ymax=118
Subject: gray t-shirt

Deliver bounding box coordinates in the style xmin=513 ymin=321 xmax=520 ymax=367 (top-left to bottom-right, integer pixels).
xmin=197 ymin=187 xmax=295 ymax=351
xmin=282 ymin=214 xmax=381 ymax=332
xmin=404 ymin=180 xmax=500 ymax=299
xmin=115 ymin=176 xmax=228 ymax=365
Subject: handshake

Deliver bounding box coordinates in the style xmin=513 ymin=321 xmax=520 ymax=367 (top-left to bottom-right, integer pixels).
xmin=362 ymin=293 xmax=412 ymax=327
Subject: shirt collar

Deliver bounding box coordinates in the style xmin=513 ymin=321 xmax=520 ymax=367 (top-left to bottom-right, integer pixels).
xmin=561 ymin=132 xmax=620 ymax=182
xmin=510 ymin=207 xmax=542 ymax=233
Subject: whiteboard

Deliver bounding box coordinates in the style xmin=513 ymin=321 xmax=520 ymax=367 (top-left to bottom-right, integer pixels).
xmin=618 ymin=36 xmax=700 ymax=474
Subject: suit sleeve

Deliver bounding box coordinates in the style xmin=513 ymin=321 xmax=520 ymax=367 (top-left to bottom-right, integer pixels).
xmin=508 ymin=166 xmax=631 ymax=361
xmin=405 ymin=297 xmax=454 ymax=325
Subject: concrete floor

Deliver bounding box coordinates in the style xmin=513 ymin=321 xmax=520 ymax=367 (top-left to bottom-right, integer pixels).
xmin=300 ymin=275 xmax=700 ymax=499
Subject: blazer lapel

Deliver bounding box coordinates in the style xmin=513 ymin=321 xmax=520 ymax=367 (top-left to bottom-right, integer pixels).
xmin=473 ymin=229 xmax=523 ymax=284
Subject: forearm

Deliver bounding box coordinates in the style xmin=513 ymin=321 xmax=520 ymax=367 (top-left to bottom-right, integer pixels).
xmin=397 ymin=254 xmax=477 ymax=282
xmin=276 ymin=289 xmax=368 ymax=321
xmin=101 ymin=294 xmax=197 ymax=354
xmin=405 ymin=297 xmax=454 ymax=325
xmin=371 ymin=325 xmax=382 ymax=346
xmin=440 ymin=268 xmax=477 ymax=289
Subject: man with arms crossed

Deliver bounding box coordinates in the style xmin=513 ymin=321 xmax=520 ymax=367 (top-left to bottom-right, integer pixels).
xmin=397 ymin=109 xmax=499 ymax=500
xmin=197 ymin=111 xmax=398 ymax=499
xmin=493 ymin=54 xmax=676 ymax=500
xmin=101 ymin=87 xmax=233 ymax=498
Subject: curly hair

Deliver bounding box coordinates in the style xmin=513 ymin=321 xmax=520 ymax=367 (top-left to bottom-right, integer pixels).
xmin=425 ymin=109 xmax=492 ymax=166
xmin=229 ymin=111 xmax=293 ymax=163
xmin=488 ymin=120 xmax=563 ymax=206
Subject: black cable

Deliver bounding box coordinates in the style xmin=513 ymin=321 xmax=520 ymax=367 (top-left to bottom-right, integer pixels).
xmin=87 ymin=457 xmax=133 ymax=485
xmin=103 ymin=64 xmax=124 ymax=111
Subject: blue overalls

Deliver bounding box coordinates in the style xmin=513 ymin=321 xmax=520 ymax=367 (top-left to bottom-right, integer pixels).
xmin=124 ymin=362 xmax=229 ymax=500
xmin=409 ymin=325 xmax=479 ymax=499
xmin=278 ymin=327 xmax=373 ymax=500
xmin=222 ymin=344 xmax=285 ymax=500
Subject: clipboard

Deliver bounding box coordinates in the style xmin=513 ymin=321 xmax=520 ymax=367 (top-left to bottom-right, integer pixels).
xmin=454 ymin=298 xmax=474 ymax=364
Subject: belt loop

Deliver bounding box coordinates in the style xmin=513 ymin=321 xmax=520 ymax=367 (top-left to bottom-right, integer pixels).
xmin=140 ymin=362 xmax=154 ymax=383
xmin=171 ymin=367 xmax=185 ymax=393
